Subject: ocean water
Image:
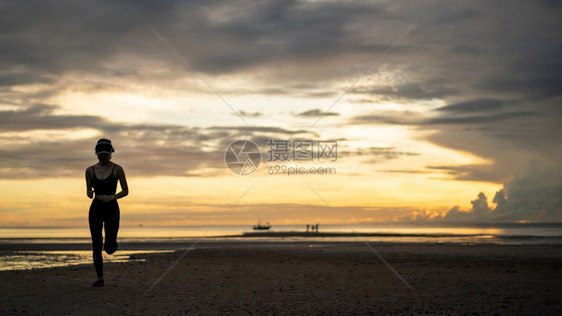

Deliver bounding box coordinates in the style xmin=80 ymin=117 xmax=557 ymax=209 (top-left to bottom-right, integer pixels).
xmin=1 ymin=223 xmax=561 ymax=272
xmin=1 ymin=223 xmax=561 ymax=239
xmin=0 ymin=250 xmax=173 ymax=272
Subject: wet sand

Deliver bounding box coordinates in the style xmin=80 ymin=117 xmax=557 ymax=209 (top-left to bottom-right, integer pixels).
xmin=1 ymin=242 xmax=561 ymax=315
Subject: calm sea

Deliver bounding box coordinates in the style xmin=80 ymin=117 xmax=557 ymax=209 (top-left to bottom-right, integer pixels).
xmin=1 ymin=223 xmax=561 ymax=272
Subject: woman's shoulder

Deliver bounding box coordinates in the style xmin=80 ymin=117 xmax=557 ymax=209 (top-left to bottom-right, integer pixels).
xmin=112 ymin=162 xmax=124 ymax=172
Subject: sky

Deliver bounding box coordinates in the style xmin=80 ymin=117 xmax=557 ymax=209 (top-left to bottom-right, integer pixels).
xmin=1 ymin=0 xmax=561 ymax=228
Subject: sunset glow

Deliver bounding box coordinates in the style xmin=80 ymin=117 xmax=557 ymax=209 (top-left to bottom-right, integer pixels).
xmin=1 ymin=0 xmax=561 ymax=230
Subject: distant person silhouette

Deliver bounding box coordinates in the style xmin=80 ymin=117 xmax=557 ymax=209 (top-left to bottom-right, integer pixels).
xmin=85 ymin=139 xmax=129 ymax=287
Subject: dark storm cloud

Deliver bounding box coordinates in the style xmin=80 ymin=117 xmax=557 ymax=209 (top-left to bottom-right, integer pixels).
xmin=0 ymin=104 xmax=108 ymax=131
xmin=295 ymin=109 xmax=339 ymax=117
xmin=0 ymin=122 xmax=216 ymax=179
xmin=236 ymin=110 xmax=262 ymax=117
xmin=209 ymin=126 xmax=313 ymax=136
xmin=351 ymin=109 xmax=538 ymax=126
xmin=476 ymin=77 xmax=562 ymax=100
xmin=441 ymin=175 xmax=562 ymax=223
xmin=0 ymin=72 xmax=57 ymax=87
xmin=350 ymin=111 xmax=422 ymax=125
xmin=338 ymin=147 xmax=419 ymax=164
xmin=1 ymin=1 xmax=147 ymax=82
xmin=355 ymin=81 xmax=457 ymax=100
xmin=0 ymin=112 xmax=381 ymax=179
xmin=435 ymin=98 xmax=505 ymax=113
xmin=0 ymin=104 xmax=319 ymax=179
xmin=426 ymin=165 xmax=510 ymax=183
xmin=0 ymin=0 xmax=398 ymax=87
xmin=0 ymin=103 xmax=403 ymax=179
xmin=426 ymin=111 xmax=538 ymax=125
xmin=495 ymin=171 xmax=562 ymax=222
xmin=2 ymin=0 xmax=560 ymax=98
xmin=0 ymin=128 xmax=257 ymax=179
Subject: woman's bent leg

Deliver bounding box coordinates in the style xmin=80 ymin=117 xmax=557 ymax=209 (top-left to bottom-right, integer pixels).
xmin=104 ymin=203 xmax=120 ymax=255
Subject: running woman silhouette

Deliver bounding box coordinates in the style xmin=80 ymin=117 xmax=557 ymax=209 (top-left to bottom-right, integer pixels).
xmin=85 ymin=139 xmax=129 ymax=287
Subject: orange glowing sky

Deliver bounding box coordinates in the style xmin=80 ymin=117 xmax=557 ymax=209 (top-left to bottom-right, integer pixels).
xmin=1 ymin=1 xmax=561 ymax=227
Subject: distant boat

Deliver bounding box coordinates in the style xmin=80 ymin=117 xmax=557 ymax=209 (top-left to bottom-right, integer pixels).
xmin=253 ymin=221 xmax=271 ymax=230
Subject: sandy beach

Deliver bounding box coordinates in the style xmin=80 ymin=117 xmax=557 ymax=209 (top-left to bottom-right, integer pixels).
xmin=1 ymin=241 xmax=561 ymax=315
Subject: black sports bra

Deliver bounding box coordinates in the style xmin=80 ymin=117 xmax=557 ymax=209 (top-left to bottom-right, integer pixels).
xmin=92 ymin=164 xmax=118 ymax=196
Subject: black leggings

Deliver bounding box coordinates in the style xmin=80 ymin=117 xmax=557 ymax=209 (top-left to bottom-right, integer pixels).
xmin=89 ymin=200 xmax=120 ymax=278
